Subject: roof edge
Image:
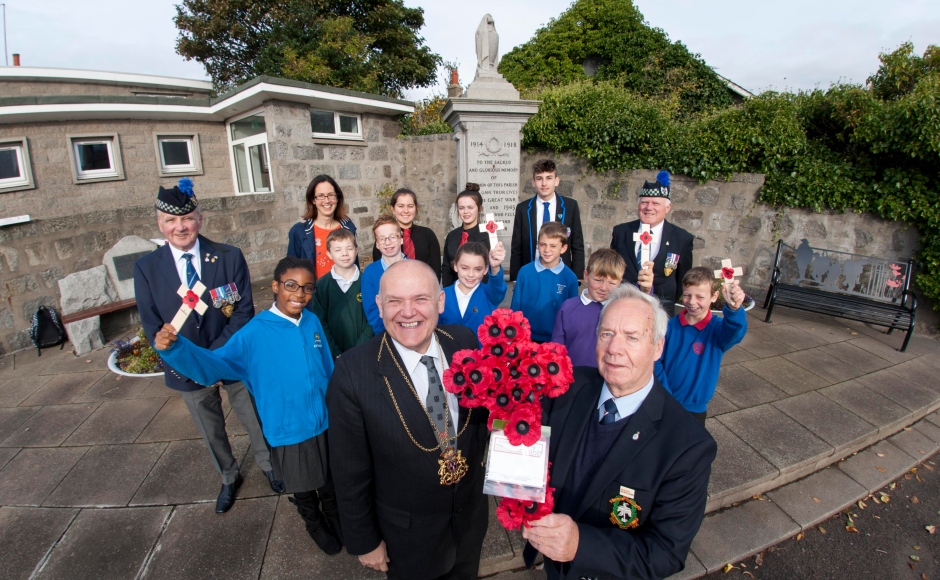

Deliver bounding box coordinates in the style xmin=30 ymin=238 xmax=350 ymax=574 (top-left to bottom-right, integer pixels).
xmin=0 ymin=66 xmax=213 ymax=92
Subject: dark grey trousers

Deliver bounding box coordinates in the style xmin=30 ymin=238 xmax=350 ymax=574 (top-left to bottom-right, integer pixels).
xmin=180 ymin=381 xmax=272 ymax=484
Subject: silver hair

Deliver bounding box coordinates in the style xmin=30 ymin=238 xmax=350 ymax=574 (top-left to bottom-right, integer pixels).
xmin=598 ymin=284 xmax=668 ymax=343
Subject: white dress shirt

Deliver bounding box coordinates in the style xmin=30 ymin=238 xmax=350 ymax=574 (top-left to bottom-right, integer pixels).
xmin=390 ymin=334 xmax=460 ymax=431
xmin=269 ymin=303 xmax=302 ymax=326
xmin=168 ymin=239 xmax=202 ymax=286
xmin=535 ymin=194 xmax=557 ymax=236
xmin=455 ymin=283 xmax=479 ymax=317
xmin=597 ymin=375 xmax=655 ymax=422
xmin=633 ymin=220 xmax=665 ymax=264
xmin=330 ymin=265 xmax=360 ymax=293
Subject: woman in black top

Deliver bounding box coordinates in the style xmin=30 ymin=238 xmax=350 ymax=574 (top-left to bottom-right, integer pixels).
xmin=441 ymin=184 xmax=492 ymax=287
xmin=371 ymin=188 xmax=442 ymax=279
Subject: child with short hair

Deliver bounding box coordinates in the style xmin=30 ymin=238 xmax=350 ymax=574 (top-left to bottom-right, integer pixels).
xmin=655 ymin=266 xmax=748 ymax=424
xmin=440 ymin=241 xmax=507 ymax=340
xmin=311 ymin=228 xmax=373 ymax=356
xmin=153 ymin=257 xmax=342 ymax=555
xmin=361 ymin=214 xmax=405 ymax=334
xmin=551 ymin=249 xmax=625 ymax=367
xmin=510 ymin=221 xmax=580 ymax=342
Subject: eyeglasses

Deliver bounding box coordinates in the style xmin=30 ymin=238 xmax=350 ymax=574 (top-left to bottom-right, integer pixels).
xmin=314 ymin=193 xmax=337 ymax=201
xmin=280 ymin=280 xmax=315 ymax=295
xmin=376 ymin=235 xmax=400 ymax=244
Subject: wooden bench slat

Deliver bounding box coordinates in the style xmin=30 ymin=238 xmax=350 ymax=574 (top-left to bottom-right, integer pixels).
xmin=61 ymin=298 xmax=137 ymax=325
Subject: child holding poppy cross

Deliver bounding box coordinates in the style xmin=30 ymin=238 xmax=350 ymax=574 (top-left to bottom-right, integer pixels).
xmin=440 ymin=241 xmax=507 ymax=342
xmin=153 ymin=257 xmax=343 ymax=556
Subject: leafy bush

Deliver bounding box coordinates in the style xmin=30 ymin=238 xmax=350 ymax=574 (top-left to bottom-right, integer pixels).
xmin=400 ymin=93 xmax=453 ymax=136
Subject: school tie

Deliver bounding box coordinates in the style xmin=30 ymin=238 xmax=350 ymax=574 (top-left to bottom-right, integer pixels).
xmin=402 ymin=228 xmax=416 ymax=259
xmin=460 ymin=230 xmax=469 ymax=246
xmin=182 ymin=253 xmax=199 ymax=289
xmin=600 ymin=398 xmax=620 ymax=425
xmin=421 ymin=355 xmax=455 ymax=445
xmin=542 ymin=202 xmax=551 ymax=227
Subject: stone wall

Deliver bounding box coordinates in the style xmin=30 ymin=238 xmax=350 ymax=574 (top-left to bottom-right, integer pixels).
xmin=398 ymin=134 xmax=460 ymax=247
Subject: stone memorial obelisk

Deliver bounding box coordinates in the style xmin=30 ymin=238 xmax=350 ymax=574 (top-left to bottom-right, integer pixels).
xmin=443 ymin=14 xmax=540 ymax=247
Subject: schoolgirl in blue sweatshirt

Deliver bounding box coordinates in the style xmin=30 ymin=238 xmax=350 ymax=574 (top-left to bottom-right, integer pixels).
xmin=440 ymin=241 xmax=507 ymax=341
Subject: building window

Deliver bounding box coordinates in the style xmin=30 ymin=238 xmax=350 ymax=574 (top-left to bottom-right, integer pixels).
xmin=310 ymin=110 xmax=362 ymax=139
xmin=67 ymin=134 xmax=124 ymax=183
xmin=0 ymin=137 xmax=35 ymax=192
xmin=154 ymin=133 xmax=203 ymax=176
xmin=227 ymin=111 xmax=271 ymax=194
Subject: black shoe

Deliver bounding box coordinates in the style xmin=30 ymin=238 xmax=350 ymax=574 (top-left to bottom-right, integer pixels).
xmin=215 ymin=474 xmax=243 ymax=514
xmin=289 ymin=495 xmax=342 ymax=555
xmin=318 ymin=485 xmax=344 ymax=546
xmin=265 ymin=470 xmax=286 ymax=494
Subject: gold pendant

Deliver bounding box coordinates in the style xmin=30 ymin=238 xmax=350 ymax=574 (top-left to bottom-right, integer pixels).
xmin=438 ymin=446 xmax=468 ymax=485
xmin=221 ymin=303 xmax=235 ymax=318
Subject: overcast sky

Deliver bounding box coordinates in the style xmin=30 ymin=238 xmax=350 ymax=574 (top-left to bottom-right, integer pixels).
xmin=3 ymin=0 xmax=938 ymax=100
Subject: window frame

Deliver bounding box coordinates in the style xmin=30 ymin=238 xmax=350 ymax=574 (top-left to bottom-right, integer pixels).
xmin=0 ymin=137 xmax=35 ymax=193
xmin=153 ymin=133 xmax=204 ymax=177
xmin=66 ymin=133 xmax=125 ymax=184
xmin=309 ymin=109 xmax=363 ymax=140
xmin=226 ymin=108 xmax=272 ymax=195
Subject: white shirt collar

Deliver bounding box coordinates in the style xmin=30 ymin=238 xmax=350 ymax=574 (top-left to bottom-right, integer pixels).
xmin=390 ymin=333 xmax=444 ymax=374
xmin=168 ymin=238 xmax=201 ymax=265
xmin=580 ymin=288 xmax=610 ymax=306
xmin=598 ymin=375 xmax=655 ymax=421
xmin=269 ymin=303 xmax=302 ymax=326
xmin=534 ymin=259 xmax=565 ymax=274
xmin=331 ymin=265 xmax=360 ymax=292
xmin=455 ymin=283 xmax=479 ymax=317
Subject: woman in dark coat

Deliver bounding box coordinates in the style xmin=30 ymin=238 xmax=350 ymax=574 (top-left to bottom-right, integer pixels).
xmin=287 ymin=174 xmax=358 ymax=280
xmin=441 ymin=183 xmax=491 ymax=287
xmin=371 ymin=188 xmax=441 ymax=279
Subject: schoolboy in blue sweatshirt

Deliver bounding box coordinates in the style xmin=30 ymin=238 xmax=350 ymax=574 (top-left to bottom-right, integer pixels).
xmin=510 ymin=221 xmax=579 ymax=342
xmin=154 ymin=257 xmax=343 ymax=556
xmin=655 ymin=267 xmax=748 ymax=424
xmin=440 ymin=241 xmax=507 ymax=341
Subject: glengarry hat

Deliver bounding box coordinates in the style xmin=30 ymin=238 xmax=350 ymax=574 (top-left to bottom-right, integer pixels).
xmin=638 ymin=171 xmax=671 ymax=199
xmin=156 ymin=177 xmax=198 ymax=215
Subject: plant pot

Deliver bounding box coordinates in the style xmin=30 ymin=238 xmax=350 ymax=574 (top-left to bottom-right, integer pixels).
xmin=107 ymin=338 xmax=164 ymax=378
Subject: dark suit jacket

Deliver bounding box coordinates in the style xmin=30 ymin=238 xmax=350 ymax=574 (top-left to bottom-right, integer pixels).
xmin=327 ymin=326 xmax=490 ymax=580
xmin=134 ymin=235 xmax=254 ymax=392
xmin=372 ymin=224 xmax=442 ymax=280
xmin=533 ymin=367 xmax=716 ymax=580
xmin=611 ymin=220 xmax=694 ymax=309
xmin=510 ymin=195 xmax=585 ymax=281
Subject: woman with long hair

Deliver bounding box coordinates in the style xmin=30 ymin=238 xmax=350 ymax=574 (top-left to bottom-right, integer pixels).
xmin=371 ymin=188 xmax=441 ymax=280
xmin=287 ymin=174 xmax=358 ymax=282
xmin=441 ymin=183 xmax=492 ymax=287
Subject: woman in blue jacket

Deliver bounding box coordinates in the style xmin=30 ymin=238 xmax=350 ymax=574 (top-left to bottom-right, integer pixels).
xmin=287 ymin=174 xmax=358 ymax=282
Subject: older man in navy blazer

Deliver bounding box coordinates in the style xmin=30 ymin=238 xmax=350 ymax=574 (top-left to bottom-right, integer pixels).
xmin=523 ymin=283 xmax=716 ymax=580
xmin=134 ymin=179 xmax=282 ymax=513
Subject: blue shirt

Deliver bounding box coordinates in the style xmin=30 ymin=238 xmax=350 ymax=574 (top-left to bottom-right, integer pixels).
xmin=597 ymin=375 xmax=655 ymax=422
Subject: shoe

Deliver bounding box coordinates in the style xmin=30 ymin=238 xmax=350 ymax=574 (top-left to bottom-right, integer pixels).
xmin=289 ymin=495 xmax=342 ymax=555
xmin=215 ymin=474 xmax=243 ymax=514
xmin=318 ymin=485 xmax=344 ymax=546
xmin=265 ymin=470 xmax=286 ymax=494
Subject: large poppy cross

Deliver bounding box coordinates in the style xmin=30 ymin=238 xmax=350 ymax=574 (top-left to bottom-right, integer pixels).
xmin=714 ymin=258 xmax=743 ymax=286
xmin=633 ymin=223 xmax=653 ymax=266
xmin=170 ymin=281 xmax=208 ymax=332
xmin=479 ymin=213 xmax=505 ymax=247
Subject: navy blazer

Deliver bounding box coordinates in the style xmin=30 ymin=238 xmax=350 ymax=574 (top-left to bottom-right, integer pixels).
xmin=531 ymin=368 xmax=716 ymax=580
xmin=510 ymin=194 xmax=585 ymax=281
xmin=134 ymin=235 xmax=254 ymax=392
xmin=611 ymin=219 xmax=694 ymax=309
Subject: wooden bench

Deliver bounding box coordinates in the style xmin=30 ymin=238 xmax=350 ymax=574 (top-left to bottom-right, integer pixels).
xmin=60 ymin=298 xmax=137 ymax=325
xmin=763 ymin=239 xmax=916 ymax=352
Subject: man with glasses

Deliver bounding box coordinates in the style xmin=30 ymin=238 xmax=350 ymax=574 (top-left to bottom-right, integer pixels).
xmin=134 ymin=179 xmax=283 ymax=514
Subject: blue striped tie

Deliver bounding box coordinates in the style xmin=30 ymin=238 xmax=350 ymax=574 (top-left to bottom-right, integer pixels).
xmin=182 ymin=253 xmax=199 ymax=289
xmin=542 ymin=202 xmax=550 ymax=228
xmin=600 ymin=398 xmax=620 ymax=425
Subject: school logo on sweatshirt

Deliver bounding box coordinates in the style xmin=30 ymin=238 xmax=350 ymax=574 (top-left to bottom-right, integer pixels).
xmin=692 ymin=342 xmax=705 ymax=355
xmin=314 ymin=333 xmax=323 ymax=348
xmin=556 ymin=284 xmax=566 ymax=294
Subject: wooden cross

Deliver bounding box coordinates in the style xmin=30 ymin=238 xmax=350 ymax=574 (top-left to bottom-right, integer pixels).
xmin=170 ymin=281 xmax=208 ymax=332
xmin=633 ymin=223 xmax=653 ymax=267
xmin=479 ymin=213 xmax=505 ymax=247
xmin=714 ymin=258 xmax=743 ymax=286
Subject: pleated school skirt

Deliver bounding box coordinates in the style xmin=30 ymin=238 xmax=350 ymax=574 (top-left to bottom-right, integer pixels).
xmin=270 ymin=430 xmax=330 ymax=493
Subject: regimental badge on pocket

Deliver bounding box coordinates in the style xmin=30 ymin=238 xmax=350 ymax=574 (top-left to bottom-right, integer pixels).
xmin=609 ymin=495 xmax=641 ymax=529
xmin=663 ymin=253 xmax=679 ymax=277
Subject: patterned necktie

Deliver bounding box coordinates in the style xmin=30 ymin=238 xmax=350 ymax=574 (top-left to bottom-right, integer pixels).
xmin=459 ymin=230 xmax=469 ymax=246
xmin=402 ymin=228 xmax=416 ymax=259
xmin=542 ymin=201 xmax=551 ymax=228
xmin=421 ymin=355 xmax=455 ymax=445
xmin=182 ymin=253 xmax=199 ymax=289
xmin=600 ymin=398 xmax=620 ymax=425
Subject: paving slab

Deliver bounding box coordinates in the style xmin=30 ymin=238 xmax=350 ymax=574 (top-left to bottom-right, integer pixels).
xmin=0 ymin=446 xmax=90 ymax=505
xmin=0 ymin=406 xmax=40 ymax=443
xmin=0 ymin=375 xmax=52 ymax=407
xmin=704 ymin=419 xmax=777 ymax=506
xmin=719 ymin=345 xmax=757 ymax=366
xmin=837 ymin=440 xmax=915 ymax=493
xmin=765 ymin=467 xmax=868 ymax=530
xmin=783 ymin=348 xmax=866 ymax=383
xmin=135 ymin=379 xmax=179 ymax=399
xmin=887 ymin=427 xmax=940 ymax=460
xmin=485 ymin=570 xmax=546 ymax=580
xmin=19 ymin=371 xmax=106 ymax=406
xmin=706 ymin=392 xmax=738 ymax=417
xmin=786 ymin=318 xmax=857 ymax=343
xmin=74 ymin=373 xmax=155 ymax=402
xmin=0 ymin=507 xmax=79 ymax=580
xmin=43 ymin=443 xmax=167 ymax=507
xmin=0 ymin=447 xmax=18 ymax=471
xmin=259 ymin=494 xmax=385 ymax=580
xmin=913 ymin=420 xmax=940 ymax=445
xmin=0 ymin=403 xmax=99 ymax=447
xmin=736 ymin=328 xmax=796 ymax=359
xmin=691 ymin=498 xmax=799 ymax=573
xmin=818 ymin=380 xmax=911 ymax=434
xmin=237 ymin=442 xmax=279 ymax=500
xmin=886 ymin=357 xmax=940 ymax=396
xmin=772 ymin=392 xmax=877 ymax=456
xmin=37 ymin=349 xmax=111 ymax=376
xmin=740 ymin=356 xmax=829 ymax=396
xmin=714 ymin=365 xmax=788 ymax=409
xmin=35 ymin=506 xmax=171 ymax=580
xmin=63 ymin=398 xmax=167 ymax=446
xmin=666 ymin=551 xmax=708 ymax=580
xmin=817 ymin=341 xmax=893 ymax=374
xmin=761 ymin=324 xmax=830 ymax=350
xmin=927 ymin=409 xmax=940 ymax=429
xmin=479 ymin=495 xmax=516 ymax=576
xmin=849 ymin=336 xmax=918 ymax=365
xmin=717 ymin=405 xmax=832 ymax=475
xmin=141 ymin=496 xmax=277 ymax=580
xmin=854 ymin=369 xmax=938 ymax=415
xmin=135 ymin=396 xmax=201 ymax=442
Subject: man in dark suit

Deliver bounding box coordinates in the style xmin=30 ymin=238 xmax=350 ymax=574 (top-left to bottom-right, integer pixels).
xmin=510 ymin=159 xmax=585 ymax=281
xmin=611 ymin=171 xmax=694 ymax=315
xmin=523 ymin=283 xmax=717 ymax=580
xmin=134 ymin=180 xmax=282 ymax=513
xmin=327 ymin=260 xmax=490 ymax=580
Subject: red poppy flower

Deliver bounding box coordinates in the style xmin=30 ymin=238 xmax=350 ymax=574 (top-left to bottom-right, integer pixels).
xmin=639 ymin=231 xmax=652 ymax=245
xmin=487 ymin=405 xmax=512 ymax=430
xmin=721 ymin=266 xmax=735 ymax=280
xmin=182 ymin=290 xmax=199 ymax=308
xmin=486 ymin=381 xmax=520 ymax=415
xmin=504 ymin=404 xmax=541 ymax=446
xmin=495 ymin=486 xmax=556 ymax=530
xmin=496 ymin=497 xmax=527 ymax=530
xmin=534 ymin=343 xmax=575 ymax=397
xmin=478 ymin=308 xmax=531 ymax=347
xmin=442 ymin=349 xmax=481 ymax=395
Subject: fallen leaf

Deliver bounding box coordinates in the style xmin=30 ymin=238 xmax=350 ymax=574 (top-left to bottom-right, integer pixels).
xmin=890 ymin=483 xmax=897 ymax=489
xmin=85 ymin=359 xmax=91 ymax=363
xmin=755 ymin=552 xmax=764 ymax=566
xmin=923 ymin=574 xmax=929 ymax=580
xmin=912 ymin=496 xmax=920 ymax=504
xmin=877 ymin=453 xmax=885 ymax=457
xmin=813 ymin=497 xmax=822 ymax=503
xmin=743 ymin=573 xmax=755 ymax=578
xmin=874 ymin=515 xmax=881 ymax=520
xmin=723 ymin=563 xmax=736 ymax=573
xmin=741 ymin=564 xmax=747 ymax=569
xmin=925 ymin=525 xmax=936 ymax=535
xmin=847 ymin=526 xmax=859 ymax=533
xmin=881 ymin=494 xmax=891 ymax=503
xmin=876 ymin=466 xmax=887 ymax=473
xmin=911 ymin=555 xmax=921 ymax=562
xmin=858 ymin=500 xmax=867 ymax=509
xmin=917 ymin=475 xmax=925 ymax=482
xmin=911 ymin=467 xmax=918 ymax=473
xmin=796 ymin=532 xmax=804 ymax=541
xmin=905 ymin=474 xmax=914 ymax=480
xmin=819 ymin=526 xmax=827 ymax=534
xmin=924 ymin=464 xmax=935 ymax=471
xmin=752 ymin=494 xmax=763 ymax=501
xmin=914 ymin=545 xmax=921 ymax=550
xmin=872 ymin=496 xmax=882 ymax=504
